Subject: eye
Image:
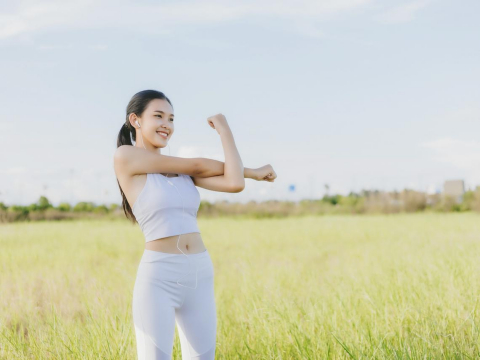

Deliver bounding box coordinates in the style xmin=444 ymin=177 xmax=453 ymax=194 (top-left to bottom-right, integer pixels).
xmin=156 ymin=115 xmax=174 ymax=121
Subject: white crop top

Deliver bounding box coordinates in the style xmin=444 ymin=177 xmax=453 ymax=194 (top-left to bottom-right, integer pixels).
xmin=131 ymin=173 xmax=201 ymax=242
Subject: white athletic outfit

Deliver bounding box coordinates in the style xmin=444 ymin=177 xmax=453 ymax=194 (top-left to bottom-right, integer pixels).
xmin=131 ymin=173 xmax=216 ymax=359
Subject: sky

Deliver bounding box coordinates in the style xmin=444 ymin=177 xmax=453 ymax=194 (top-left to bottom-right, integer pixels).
xmin=0 ymin=0 xmax=479 ymax=206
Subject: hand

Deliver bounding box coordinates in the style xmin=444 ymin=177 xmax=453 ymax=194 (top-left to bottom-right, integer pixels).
xmin=252 ymin=164 xmax=276 ymax=182
xmin=207 ymin=113 xmax=229 ymax=135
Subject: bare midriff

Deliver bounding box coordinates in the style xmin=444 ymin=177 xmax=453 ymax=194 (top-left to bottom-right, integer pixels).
xmin=145 ymin=232 xmax=206 ymax=254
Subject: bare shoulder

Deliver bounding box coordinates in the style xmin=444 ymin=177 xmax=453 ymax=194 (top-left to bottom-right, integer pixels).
xmin=113 ymin=146 xmax=145 ymax=207
xmin=113 ymin=145 xmax=134 ymax=179
xmin=113 ymin=145 xmax=142 ymax=176
xmin=114 ymin=144 xmax=135 ymax=161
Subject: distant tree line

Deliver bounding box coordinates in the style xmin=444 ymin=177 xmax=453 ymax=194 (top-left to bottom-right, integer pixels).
xmin=1 ymin=187 xmax=479 ymax=223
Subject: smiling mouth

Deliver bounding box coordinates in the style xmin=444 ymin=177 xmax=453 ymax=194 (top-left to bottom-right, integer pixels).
xmin=157 ymin=131 xmax=169 ymax=139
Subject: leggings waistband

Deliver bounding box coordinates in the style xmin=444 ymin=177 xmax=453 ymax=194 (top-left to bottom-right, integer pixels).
xmin=144 ymin=248 xmax=208 ymax=257
xmin=137 ymin=249 xmax=213 ymax=282
xmin=141 ymin=249 xmax=209 ymax=263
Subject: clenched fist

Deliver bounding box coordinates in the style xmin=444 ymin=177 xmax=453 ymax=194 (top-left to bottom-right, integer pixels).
xmin=253 ymin=164 xmax=277 ymax=182
xmin=207 ymin=113 xmax=229 ymax=135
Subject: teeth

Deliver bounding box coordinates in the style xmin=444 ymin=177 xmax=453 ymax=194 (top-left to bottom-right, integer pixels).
xmin=157 ymin=132 xmax=168 ymax=138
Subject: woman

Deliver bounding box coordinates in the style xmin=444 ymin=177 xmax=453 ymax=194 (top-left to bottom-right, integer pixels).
xmin=114 ymin=90 xmax=276 ymax=359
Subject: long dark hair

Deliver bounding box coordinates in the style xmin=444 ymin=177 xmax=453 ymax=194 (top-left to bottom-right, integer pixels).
xmin=116 ymin=90 xmax=173 ymax=223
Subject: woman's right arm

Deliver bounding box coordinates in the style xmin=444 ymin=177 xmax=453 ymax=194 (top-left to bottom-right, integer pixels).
xmin=114 ymin=145 xmax=202 ymax=176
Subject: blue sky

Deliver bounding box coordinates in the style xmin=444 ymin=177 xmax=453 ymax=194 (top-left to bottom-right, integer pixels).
xmin=0 ymin=0 xmax=479 ymax=206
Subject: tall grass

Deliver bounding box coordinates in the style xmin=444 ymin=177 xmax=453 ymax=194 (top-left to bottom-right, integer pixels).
xmin=1 ymin=213 xmax=480 ymax=358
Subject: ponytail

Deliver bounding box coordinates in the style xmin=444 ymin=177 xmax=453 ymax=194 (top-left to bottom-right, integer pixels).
xmin=116 ymin=123 xmax=137 ymax=224
xmin=117 ymin=123 xmax=134 ymax=147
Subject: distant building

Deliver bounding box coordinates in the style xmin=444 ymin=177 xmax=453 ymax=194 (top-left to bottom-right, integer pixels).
xmin=443 ymin=180 xmax=465 ymax=203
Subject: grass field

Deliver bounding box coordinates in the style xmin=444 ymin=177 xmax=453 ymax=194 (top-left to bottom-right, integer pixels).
xmin=1 ymin=213 xmax=480 ymax=359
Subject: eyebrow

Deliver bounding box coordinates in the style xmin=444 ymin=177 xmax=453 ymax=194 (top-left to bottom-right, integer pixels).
xmin=154 ymin=110 xmax=174 ymax=117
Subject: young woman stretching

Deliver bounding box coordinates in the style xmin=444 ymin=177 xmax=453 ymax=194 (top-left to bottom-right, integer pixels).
xmin=114 ymin=90 xmax=277 ymax=359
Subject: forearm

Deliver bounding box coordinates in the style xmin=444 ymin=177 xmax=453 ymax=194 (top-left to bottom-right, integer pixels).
xmin=243 ymin=167 xmax=256 ymax=179
xmin=219 ymin=127 xmax=244 ymax=187
xmin=197 ymin=158 xmax=256 ymax=179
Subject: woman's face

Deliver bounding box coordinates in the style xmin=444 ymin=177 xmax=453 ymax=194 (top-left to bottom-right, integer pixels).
xmin=133 ymin=98 xmax=174 ymax=150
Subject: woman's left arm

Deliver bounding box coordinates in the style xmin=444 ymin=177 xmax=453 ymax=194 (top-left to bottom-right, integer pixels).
xmin=191 ymin=114 xmax=244 ymax=192
xmin=190 ymin=114 xmax=276 ymax=191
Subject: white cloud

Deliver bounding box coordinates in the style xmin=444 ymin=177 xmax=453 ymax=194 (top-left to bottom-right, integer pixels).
xmin=421 ymin=137 xmax=480 ymax=185
xmin=376 ymin=0 xmax=433 ymax=24
xmin=1 ymin=167 xmax=28 ymax=175
xmin=0 ymin=0 xmax=95 ymax=40
xmin=0 ymin=0 xmax=373 ymax=40
xmin=177 ymin=145 xmax=223 ymax=161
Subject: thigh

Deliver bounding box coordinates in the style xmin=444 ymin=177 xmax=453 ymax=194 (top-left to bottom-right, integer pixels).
xmin=133 ymin=277 xmax=182 ymax=359
xmin=175 ymin=276 xmax=217 ymax=359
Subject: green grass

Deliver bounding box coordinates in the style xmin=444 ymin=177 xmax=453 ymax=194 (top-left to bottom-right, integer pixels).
xmin=1 ymin=213 xmax=480 ymax=359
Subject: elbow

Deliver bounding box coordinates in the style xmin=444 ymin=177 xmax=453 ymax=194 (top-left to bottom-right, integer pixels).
xmin=231 ymin=180 xmax=245 ymax=193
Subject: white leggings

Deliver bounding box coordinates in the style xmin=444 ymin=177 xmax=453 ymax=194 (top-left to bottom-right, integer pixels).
xmin=132 ymin=249 xmax=217 ymax=359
